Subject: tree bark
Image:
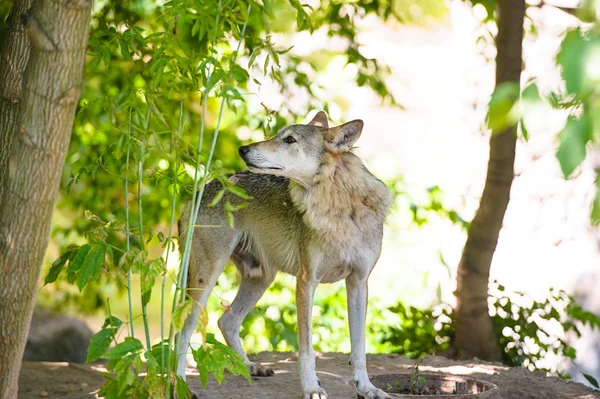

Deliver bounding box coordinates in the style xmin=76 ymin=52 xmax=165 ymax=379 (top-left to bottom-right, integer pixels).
xmin=0 ymin=0 xmax=92 ymax=397
xmin=0 ymin=0 xmax=32 ymax=204
xmin=453 ymin=0 xmax=525 ymax=361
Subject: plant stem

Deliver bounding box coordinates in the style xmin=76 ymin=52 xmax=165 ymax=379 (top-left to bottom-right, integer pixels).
xmin=140 ymin=105 xmax=151 ymax=350
xmin=169 ymin=0 xmax=224 ymax=374
xmin=180 ymin=3 xmax=252 ymax=295
xmin=168 ymin=3 xmax=252 ymax=394
xmin=179 ymin=2 xmax=252 ymax=301
xmin=126 ymin=107 xmax=135 ymax=339
xmin=162 ymin=101 xmax=183 ymax=379
xmin=106 ymin=298 xmax=118 ymax=345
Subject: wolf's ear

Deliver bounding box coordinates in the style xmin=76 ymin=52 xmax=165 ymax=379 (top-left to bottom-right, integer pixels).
xmin=324 ymin=120 xmax=363 ymax=153
xmin=307 ymin=111 xmax=329 ymax=128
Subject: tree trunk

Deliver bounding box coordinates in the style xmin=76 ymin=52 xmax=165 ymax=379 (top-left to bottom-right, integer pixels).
xmin=0 ymin=0 xmax=32 ymax=204
xmin=453 ymin=0 xmax=525 ymax=361
xmin=0 ymin=0 xmax=92 ymax=397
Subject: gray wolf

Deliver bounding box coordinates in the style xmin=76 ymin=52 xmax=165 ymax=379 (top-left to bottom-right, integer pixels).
xmin=177 ymin=111 xmax=393 ymax=399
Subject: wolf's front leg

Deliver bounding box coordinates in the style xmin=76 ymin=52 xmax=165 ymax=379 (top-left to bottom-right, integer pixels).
xmin=346 ymin=273 xmax=390 ymax=399
xmin=296 ymin=277 xmax=327 ymax=399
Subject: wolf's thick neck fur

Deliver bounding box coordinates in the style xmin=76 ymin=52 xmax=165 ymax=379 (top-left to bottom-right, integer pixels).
xmin=288 ymin=151 xmax=393 ymax=247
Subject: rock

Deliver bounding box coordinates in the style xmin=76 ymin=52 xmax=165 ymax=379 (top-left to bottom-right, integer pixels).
xmin=23 ymin=309 xmax=94 ymax=364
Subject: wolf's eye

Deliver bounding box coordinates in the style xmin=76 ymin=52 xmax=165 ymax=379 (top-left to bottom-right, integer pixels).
xmin=283 ymin=136 xmax=297 ymax=144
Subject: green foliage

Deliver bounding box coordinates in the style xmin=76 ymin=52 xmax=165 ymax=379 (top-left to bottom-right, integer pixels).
xmin=488 ymin=283 xmax=600 ymax=374
xmin=556 ymin=115 xmax=592 ymax=178
xmin=192 ymin=333 xmax=252 ymax=388
xmin=87 ymin=316 xmax=176 ymax=397
xmin=522 ymin=6 xmax=600 ymax=224
xmin=552 ymin=26 xmax=597 ymax=180
xmin=376 ymin=282 xmax=600 ymax=382
xmin=407 ymin=186 xmax=469 ymax=229
xmin=487 ymin=82 xmax=520 ymax=134
xmin=377 ymin=303 xmax=452 ymax=358
xmin=583 ymin=372 xmax=600 ymax=390
xmin=409 ymin=358 xmax=427 ymax=395
xmin=44 ymin=241 xmax=111 ymax=291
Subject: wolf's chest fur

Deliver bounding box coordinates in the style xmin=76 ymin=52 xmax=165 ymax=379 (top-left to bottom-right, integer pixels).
xmin=233 ymin=152 xmax=392 ymax=281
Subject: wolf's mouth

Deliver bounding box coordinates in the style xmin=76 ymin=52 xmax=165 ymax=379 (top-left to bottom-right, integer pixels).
xmin=246 ymin=162 xmax=283 ymax=171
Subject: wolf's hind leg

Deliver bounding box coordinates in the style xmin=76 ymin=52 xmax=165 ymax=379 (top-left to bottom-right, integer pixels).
xmin=176 ymin=231 xmax=237 ymax=382
xmin=219 ymin=257 xmax=276 ymax=377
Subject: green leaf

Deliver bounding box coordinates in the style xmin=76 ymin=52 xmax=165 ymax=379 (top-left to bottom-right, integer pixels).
xmin=276 ymin=45 xmax=294 ymax=55
xmin=77 ymin=244 xmax=107 ymax=291
xmin=192 ymin=333 xmax=251 ymax=388
xmin=487 ymin=82 xmax=520 ymax=134
xmin=45 ymin=246 xmax=76 ymax=285
xmin=172 ymin=299 xmax=195 ymax=331
xmin=175 ymin=375 xmax=192 ymax=399
xmin=591 ymin=178 xmax=600 ymax=225
xmin=102 ymin=46 xmax=111 ymax=67
xmin=209 ymin=189 xmax=225 ymax=207
xmin=117 ymin=360 xmax=135 ymax=394
xmin=192 ymin=19 xmax=201 ymax=38
xmin=248 ymin=48 xmax=260 ymax=68
xmin=263 ymin=0 xmax=272 ymax=14
xmin=226 ymin=210 xmax=235 ymax=229
xmin=564 ymin=346 xmax=577 ymax=359
xmin=102 ymin=316 xmax=123 ymax=330
xmin=103 ymin=337 xmax=144 ymax=359
xmin=119 ymin=38 xmax=133 ymax=62
xmin=86 ymin=328 xmax=114 ymax=363
xmin=67 ymin=244 xmax=91 ymax=283
xmin=228 ymin=185 xmax=253 ymax=200
xmin=557 ymin=28 xmax=586 ymax=94
xmin=582 ymin=373 xmax=599 ymax=389
xmin=556 ymin=116 xmax=592 ymax=178
xmin=118 ymin=248 xmax=140 ymax=273
xmin=147 ymin=96 xmax=168 ymax=126
xmin=230 ymin=64 xmax=249 ymax=83
xmin=519 ymin=119 xmax=529 ymax=141
xmin=148 ymin=341 xmax=172 ymax=373
xmin=206 ymin=70 xmax=224 ymax=91
xmin=263 ymin=54 xmax=270 ymax=76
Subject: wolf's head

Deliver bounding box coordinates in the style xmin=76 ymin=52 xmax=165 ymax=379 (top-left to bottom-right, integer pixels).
xmin=238 ymin=111 xmax=364 ymax=186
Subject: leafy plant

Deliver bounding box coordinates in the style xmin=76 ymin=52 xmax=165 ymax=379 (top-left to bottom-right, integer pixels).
xmin=40 ymin=0 xmax=448 ymax=395
xmin=377 ymin=302 xmax=452 ymax=358
xmin=483 ymin=2 xmax=600 ymax=224
xmin=43 ymin=0 xmax=278 ymax=395
xmin=378 ymin=282 xmax=600 ymax=383
xmin=409 ymin=357 xmax=427 ymax=395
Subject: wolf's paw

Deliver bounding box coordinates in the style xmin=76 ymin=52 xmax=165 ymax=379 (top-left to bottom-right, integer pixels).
xmin=247 ymin=361 xmax=275 ymax=377
xmin=355 ymin=386 xmax=390 ymax=399
xmin=303 ymin=388 xmax=328 ymax=399
xmin=353 ymin=379 xmax=390 ymax=399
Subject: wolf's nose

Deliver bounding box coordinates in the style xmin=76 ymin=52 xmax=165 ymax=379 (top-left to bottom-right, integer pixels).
xmin=238 ymin=146 xmax=250 ymax=156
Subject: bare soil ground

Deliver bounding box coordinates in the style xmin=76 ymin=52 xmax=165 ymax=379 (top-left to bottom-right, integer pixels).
xmin=18 ymin=352 xmax=600 ymax=398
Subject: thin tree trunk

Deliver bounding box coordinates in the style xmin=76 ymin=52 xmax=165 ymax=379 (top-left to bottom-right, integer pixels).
xmin=453 ymin=0 xmax=525 ymax=361
xmin=0 ymin=0 xmax=92 ymax=397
